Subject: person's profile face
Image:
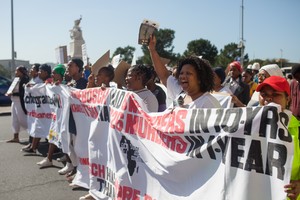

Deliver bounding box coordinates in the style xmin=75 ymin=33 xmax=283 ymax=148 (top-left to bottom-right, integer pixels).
xmin=96 ymin=69 xmax=108 ymax=86
xmin=38 ymin=69 xmax=49 ymax=81
xmin=125 ymin=68 xmax=139 ymax=91
xmin=52 ymin=70 xmax=62 ymax=82
xmin=15 ymin=68 xmax=23 ymax=77
xmin=67 ymin=61 xmax=79 ymax=77
xmin=30 ymin=65 xmax=38 ymax=78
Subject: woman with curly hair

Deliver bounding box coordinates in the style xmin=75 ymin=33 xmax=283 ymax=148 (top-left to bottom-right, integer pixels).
xmin=148 ymin=35 xmax=220 ymax=109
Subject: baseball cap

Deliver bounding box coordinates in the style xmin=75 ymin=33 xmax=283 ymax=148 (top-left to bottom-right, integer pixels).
xmin=251 ymin=62 xmax=260 ymax=71
xmin=256 ymin=76 xmax=290 ymax=96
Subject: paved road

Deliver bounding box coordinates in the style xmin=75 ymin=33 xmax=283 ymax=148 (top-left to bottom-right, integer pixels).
xmin=0 ymin=105 xmax=11 ymax=116
xmin=0 ymin=111 xmax=87 ymax=200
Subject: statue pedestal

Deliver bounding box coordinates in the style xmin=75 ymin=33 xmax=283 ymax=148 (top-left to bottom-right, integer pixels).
xmin=69 ymin=39 xmax=85 ymax=59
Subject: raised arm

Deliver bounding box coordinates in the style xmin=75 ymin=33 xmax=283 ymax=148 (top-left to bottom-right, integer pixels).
xmin=86 ymin=74 xmax=96 ymax=88
xmin=148 ymin=35 xmax=170 ymax=86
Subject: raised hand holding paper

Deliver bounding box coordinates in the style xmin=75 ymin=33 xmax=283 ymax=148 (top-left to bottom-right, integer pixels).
xmin=138 ymin=19 xmax=159 ymax=45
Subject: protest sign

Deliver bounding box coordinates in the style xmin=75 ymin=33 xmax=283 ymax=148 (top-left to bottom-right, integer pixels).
xmin=138 ymin=19 xmax=159 ymax=45
xmin=91 ymin=50 xmax=110 ymax=75
xmin=6 ymin=77 xmax=20 ymax=95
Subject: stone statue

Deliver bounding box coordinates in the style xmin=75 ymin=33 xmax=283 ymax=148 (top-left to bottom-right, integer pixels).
xmin=69 ymin=17 xmax=85 ymax=59
xmin=70 ymin=17 xmax=84 ymax=41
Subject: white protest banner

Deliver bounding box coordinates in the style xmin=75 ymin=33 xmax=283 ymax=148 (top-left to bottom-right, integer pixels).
xmin=24 ymin=84 xmax=71 ymax=144
xmin=46 ymin=85 xmax=71 ymax=148
xmin=68 ymin=88 xmax=293 ymax=200
xmin=68 ymin=87 xmax=111 ymax=189
xmin=211 ymin=92 xmax=233 ymax=108
xmin=25 ymin=84 xmax=54 ymax=138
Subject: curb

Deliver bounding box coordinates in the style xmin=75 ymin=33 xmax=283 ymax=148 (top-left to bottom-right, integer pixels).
xmin=0 ymin=112 xmax=11 ymax=116
xmin=0 ymin=106 xmax=11 ymax=116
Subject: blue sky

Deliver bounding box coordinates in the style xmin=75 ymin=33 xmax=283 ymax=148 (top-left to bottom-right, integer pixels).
xmin=0 ymin=0 xmax=299 ymax=66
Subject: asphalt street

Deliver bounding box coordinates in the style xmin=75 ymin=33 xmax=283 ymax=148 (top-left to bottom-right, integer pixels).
xmin=0 ymin=107 xmax=87 ymax=200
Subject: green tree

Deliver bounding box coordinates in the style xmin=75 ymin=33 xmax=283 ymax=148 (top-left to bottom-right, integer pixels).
xmin=112 ymin=46 xmax=136 ymax=64
xmin=140 ymin=28 xmax=179 ymax=65
xmin=183 ymin=39 xmax=218 ymax=65
xmin=247 ymin=58 xmax=264 ymax=69
xmin=248 ymin=58 xmax=289 ymax=68
xmin=215 ymin=43 xmax=240 ymax=67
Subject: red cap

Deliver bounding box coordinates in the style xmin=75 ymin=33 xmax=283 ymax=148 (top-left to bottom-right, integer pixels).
xmin=229 ymin=61 xmax=242 ymax=72
xmin=256 ymin=76 xmax=290 ymax=96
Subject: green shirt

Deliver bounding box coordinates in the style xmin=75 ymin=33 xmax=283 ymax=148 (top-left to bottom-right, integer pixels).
xmin=289 ymin=115 xmax=300 ymax=181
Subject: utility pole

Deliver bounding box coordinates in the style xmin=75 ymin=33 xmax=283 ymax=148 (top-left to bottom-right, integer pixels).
xmin=280 ymin=49 xmax=283 ymax=68
xmin=11 ymin=0 xmax=15 ymax=79
xmin=239 ymin=0 xmax=245 ymax=68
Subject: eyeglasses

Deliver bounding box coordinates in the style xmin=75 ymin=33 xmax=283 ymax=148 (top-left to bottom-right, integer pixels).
xmin=258 ymin=74 xmax=267 ymax=79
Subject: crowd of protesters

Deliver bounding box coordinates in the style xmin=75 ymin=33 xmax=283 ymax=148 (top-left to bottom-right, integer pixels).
xmin=4 ymin=38 xmax=300 ymax=199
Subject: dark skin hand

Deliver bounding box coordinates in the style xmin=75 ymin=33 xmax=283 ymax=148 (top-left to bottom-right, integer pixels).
xmin=284 ymin=180 xmax=300 ymax=200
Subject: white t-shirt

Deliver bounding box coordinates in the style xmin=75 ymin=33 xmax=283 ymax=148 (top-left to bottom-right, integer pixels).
xmin=29 ymin=76 xmax=43 ymax=84
xmin=134 ymin=88 xmax=159 ymax=112
xmin=183 ymin=92 xmax=221 ymax=109
xmin=166 ymin=76 xmax=182 ymax=100
xmin=167 ymin=76 xmax=221 ymax=109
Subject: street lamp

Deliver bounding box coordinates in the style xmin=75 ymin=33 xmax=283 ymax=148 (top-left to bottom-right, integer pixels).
xmin=11 ymin=0 xmax=15 ymax=79
xmin=280 ymin=49 xmax=283 ymax=68
xmin=239 ymin=0 xmax=245 ymax=67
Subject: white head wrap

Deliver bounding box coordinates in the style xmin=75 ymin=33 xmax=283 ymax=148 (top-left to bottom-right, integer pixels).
xmin=259 ymin=64 xmax=283 ymax=77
